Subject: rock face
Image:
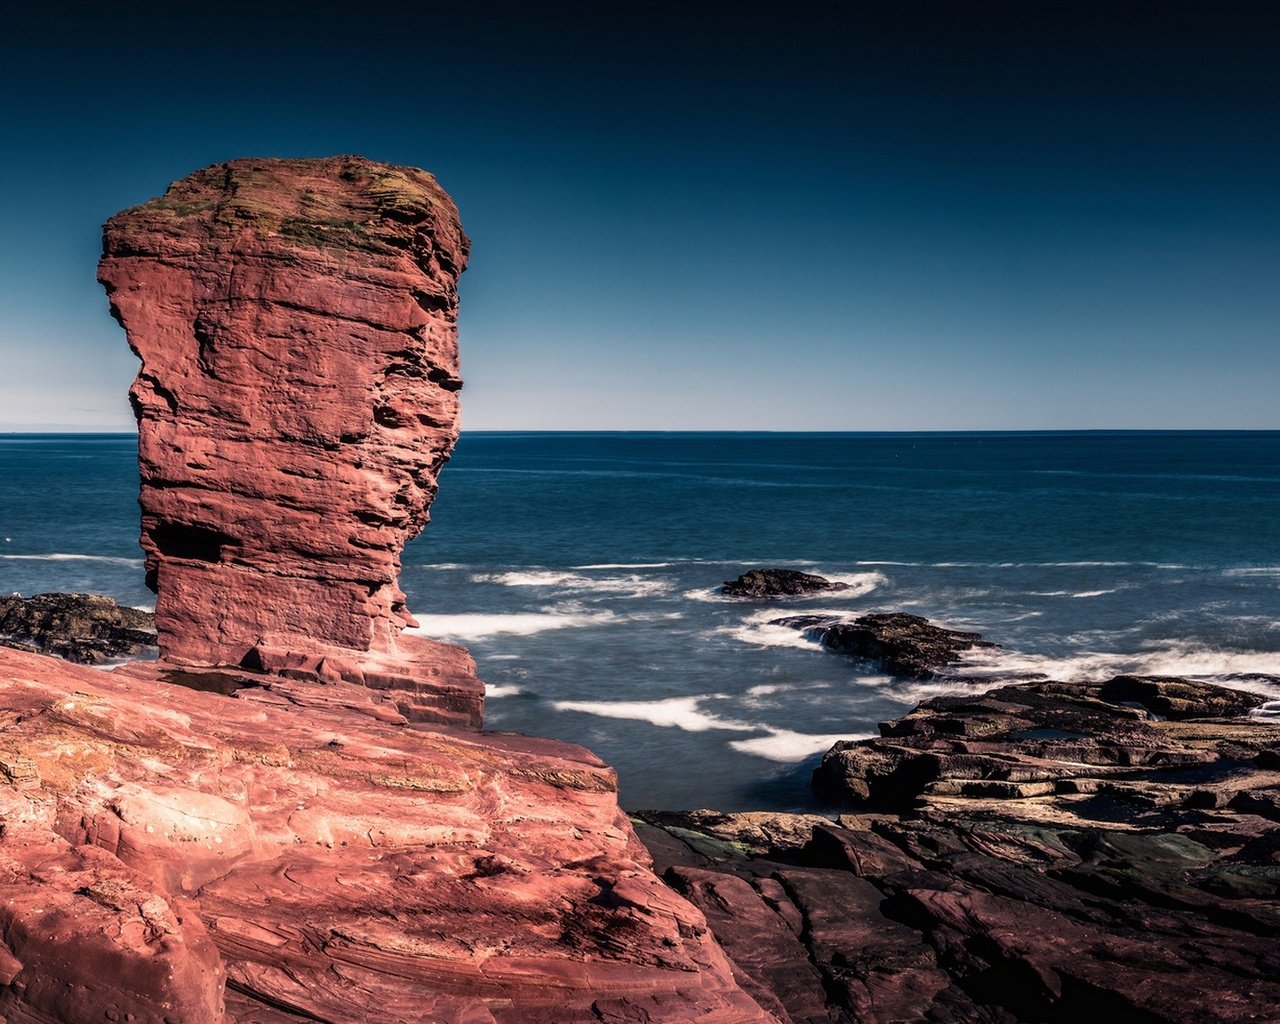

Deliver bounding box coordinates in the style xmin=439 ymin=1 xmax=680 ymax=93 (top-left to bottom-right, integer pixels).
xmin=774 ymin=611 xmax=997 ymax=678
xmin=812 ymin=674 xmax=1270 ymax=805
xmin=0 ymin=592 xmax=156 ymax=664
xmin=637 ymin=676 xmax=1280 ymax=1024
xmin=0 ymin=645 xmax=775 ymax=1024
xmin=722 ymin=569 xmax=849 ymax=599
xmin=15 ymin=156 xmax=778 ymax=1023
xmin=98 ymin=156 xmax=476 ymax=724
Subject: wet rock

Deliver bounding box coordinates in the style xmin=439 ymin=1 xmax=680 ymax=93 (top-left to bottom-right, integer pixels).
xmin=637 ymin=674 xmax=1280 ymax=1023
xmin=812 ymin=677 xmax=1275 ymax=809
xmin=1099 ymin=674 xmax=1268 ymax=719
xmin=771 ymin=612 xmax=998 ymax=678
xmin=722 ymin=569 xmax=849 ymax=598
xmin=0 ymin=592 xmax=155 ymax=664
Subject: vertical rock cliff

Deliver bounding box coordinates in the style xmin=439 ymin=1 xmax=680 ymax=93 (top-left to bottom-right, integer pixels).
xmin=98 ymin=157 xmax=481 ymax=725
xmin=0 ymin=158 xmax=779 ymax=1023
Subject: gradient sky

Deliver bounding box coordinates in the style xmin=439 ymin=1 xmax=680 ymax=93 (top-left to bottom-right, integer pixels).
xmin=1 ymin=1 xmax=1277 ymax=430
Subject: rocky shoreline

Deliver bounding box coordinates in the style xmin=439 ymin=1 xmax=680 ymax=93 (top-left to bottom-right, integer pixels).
xmin=634 ymin=674 xmax=1280 ymax=1023
xmin=2 ymin=161 xmax=1275 ymax=1023
xmin=11 ymin=584 xmax=1280 ymax=1022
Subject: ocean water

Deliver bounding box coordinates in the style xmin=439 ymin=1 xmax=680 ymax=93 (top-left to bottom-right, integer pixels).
xmin=3 ymin=431 xmax=1279 ymax=810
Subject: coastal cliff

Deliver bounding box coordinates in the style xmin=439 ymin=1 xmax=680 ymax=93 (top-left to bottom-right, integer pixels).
xmin=98 ymin=156 xmax=481 ymax=727
xmin=0 ymin=158 xmax=776 ymax=1024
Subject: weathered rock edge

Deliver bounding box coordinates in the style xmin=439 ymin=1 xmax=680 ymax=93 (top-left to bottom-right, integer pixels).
xmin=0 ymin=645 xmax=776 ymax=1024
xmin=98 ymin=156 xmax=481 ymax=726
xmin=635 ymin=676 xmax=1280 ymax=1024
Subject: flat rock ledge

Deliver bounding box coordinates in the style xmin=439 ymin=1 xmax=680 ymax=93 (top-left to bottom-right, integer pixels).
xmin=635 ymin=675 xmax=1280 ymax=1024
xmin=0 ymin=592 xmax=156 ymax=664
xmin=0 ymin=646 xmax=775 ymax=1024
xmin=773 ymin=611 xmax=998 ymax=678
xmin=722 ymin=569 xmax=850 ymax=599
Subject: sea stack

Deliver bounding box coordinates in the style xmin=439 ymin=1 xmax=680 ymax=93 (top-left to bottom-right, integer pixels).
xmin=98 ymin=157 xmax=481 ymax=725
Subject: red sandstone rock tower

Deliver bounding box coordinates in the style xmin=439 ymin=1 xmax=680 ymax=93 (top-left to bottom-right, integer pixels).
xmin=99 ymin=157 xmax=482 ymax=725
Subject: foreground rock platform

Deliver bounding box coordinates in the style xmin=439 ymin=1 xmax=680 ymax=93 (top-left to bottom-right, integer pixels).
xmin=636 ymin=676 xmax=1280 ymax=1024
xmin=98 ymin=156 xmax=476 ymax=726
xmin=0 ymin=646 xmax=776 ymax=1024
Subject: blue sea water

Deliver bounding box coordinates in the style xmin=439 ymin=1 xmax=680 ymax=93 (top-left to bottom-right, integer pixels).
xmin=3 ymin=431 xmax=1279 ymax=810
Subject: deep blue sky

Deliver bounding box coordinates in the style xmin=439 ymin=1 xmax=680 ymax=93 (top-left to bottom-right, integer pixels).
xmin=1 ymin=1 xmax=1277 ymax=429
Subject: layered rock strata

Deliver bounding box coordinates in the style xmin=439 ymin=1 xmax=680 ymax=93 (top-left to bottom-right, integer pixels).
xmin=41 ymin=157 xmax=779 ymax=1022
xmin=636 ymin=676 xmax=1280 ymax=1024
xmin=0 ymin=645 xmax=774 ymax=1023
xmin=98 ymin=156 xmax=479 ymax=725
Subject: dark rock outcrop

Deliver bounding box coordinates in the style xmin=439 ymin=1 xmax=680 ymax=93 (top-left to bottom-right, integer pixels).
xmin=637 ymin=676 xmax=1280 ymax=1024
xmin=0 ymin=592 xmax=155 ymax=664
xmin=812 ymin=674 xmax=1270 ymax=805
xmin=774 ymin=611 xmax=998 ymax=678
xmin=722 ymin=569 xmax=849 ymax=598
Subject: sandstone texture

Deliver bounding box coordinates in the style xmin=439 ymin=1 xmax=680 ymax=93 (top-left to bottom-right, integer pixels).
xmin=637 ymin=676 xmax=1280 ymax=1023
xmin=0 ymin=645 xmax=775 ymax=1023
xmin=721 ymin=569 xmax=849 ymax=599
xmin=0 ymin=592 xmax=156 ymax=664
xmin=31 ymin=156 xmax=782 ymax=1023
xmin=774 ymin=611 xmax=998 ymax=678
xmin=98 ymin=156 xmax=479 ymax=725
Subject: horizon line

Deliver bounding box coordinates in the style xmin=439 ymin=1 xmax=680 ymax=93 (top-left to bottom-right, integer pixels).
xmin=4 ymin=427 xmax=1279 ymax=437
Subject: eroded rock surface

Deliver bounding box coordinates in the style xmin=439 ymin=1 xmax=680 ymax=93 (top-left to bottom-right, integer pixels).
xmin=0 ymin=646 xmax=775 ymax=1023
xmin=98 ymin=157 xmax=475 ymax=725
xmin=722 ymin=569 xmax=849 ymax=599
xmin=774 ymin=611 xmax=998 ymax=678
xmin=0 ymin=592 xmax=156 ymax=664
xmin=638 ymin=677 xmax=1280 ymax=1024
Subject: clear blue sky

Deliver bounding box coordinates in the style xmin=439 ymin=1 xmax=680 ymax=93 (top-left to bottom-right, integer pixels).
xmin=1 ymin=1 xmax=1277 ymax=430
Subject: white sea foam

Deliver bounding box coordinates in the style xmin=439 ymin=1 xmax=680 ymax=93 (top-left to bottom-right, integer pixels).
xmin=729 ymin=728 xmax=871 ymax=762
xmin=408 ymin=608 xmax=617 ymax=641
xmin=485 ymin=684 xmax=523 ymax=698
xmin=954 ymin=642 xmax=1280 ymax=688
xmin=551 ymin=695 xmax=755 ymax=732
xmin=1251 ymin=701 xmax=1280 ymax=721
xmin=0 ymin=553 xmax=140 ymax=565
xmin=710 ymin=609 xmax=828 ymax=650
xmin=572 ymin=562 xmax=678 ymax=570
xmin=1224 ymin=567 xmax=1280 ymax=578
xmin=474 ymin=569 xmax=674 ymax=598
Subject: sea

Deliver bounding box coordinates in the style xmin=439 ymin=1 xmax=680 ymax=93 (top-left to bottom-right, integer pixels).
xmin=3 ymin=431 xmax=1279 ymax=811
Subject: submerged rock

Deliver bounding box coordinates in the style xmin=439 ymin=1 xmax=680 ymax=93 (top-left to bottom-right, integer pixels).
xmin=0 ymin=592 xmax=155 ymax=664
xmin=722 ymin=568 xmax=849 ymax=598
xmin=639 ymin=675 xmax=1280 ymax=1024
xmin=773 ymin=610 xmax=998 ymax=678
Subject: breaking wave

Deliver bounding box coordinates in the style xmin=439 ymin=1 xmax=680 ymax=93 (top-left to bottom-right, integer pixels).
xmin=0 ymin=553 xmax=141 ymax=565
xmin=408 ymin=607 xmax=618 ymax=641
